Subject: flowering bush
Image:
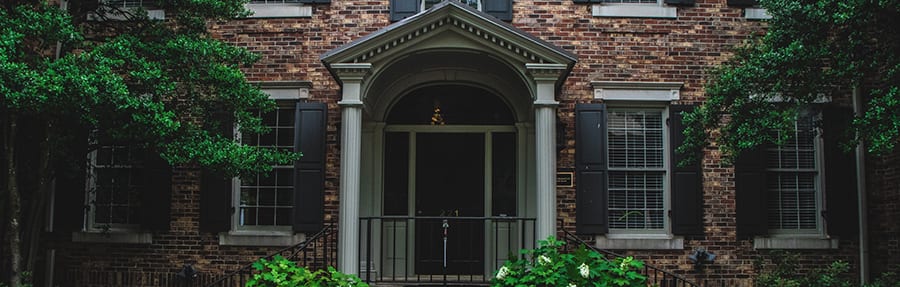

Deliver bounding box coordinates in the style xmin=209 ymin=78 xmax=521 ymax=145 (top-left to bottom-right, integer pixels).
xmin=492 ymin=237 xmax=646 ymax=287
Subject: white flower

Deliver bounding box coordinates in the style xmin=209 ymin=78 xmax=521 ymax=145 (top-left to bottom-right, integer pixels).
xmin=568 ymin=283 xmax=577 ymax=287
xmin=578 ymin=262 xmax=590 ymax=278
xmin=538 ymin=255 xmax=551 ymax=265
xmin=496 ymin=266 xmax=510 ymax=280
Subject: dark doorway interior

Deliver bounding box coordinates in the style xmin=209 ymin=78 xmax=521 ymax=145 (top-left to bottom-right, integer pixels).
xmin=414 ymin=133 xmax=485 ymax=275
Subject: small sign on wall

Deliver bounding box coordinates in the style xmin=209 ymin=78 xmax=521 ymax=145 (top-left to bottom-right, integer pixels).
xmin=557 ymin=169 xmax=574 ymax=187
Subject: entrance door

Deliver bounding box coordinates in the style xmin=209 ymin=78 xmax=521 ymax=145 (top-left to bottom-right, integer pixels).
xmin=414 ymin=133 xmax=485 ymax=275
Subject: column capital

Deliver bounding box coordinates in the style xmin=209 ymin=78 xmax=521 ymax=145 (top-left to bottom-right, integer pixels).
xmin=526 ymin=63 xmax=568 ymax=82
xmin=331 ymin=63 xmax=373 ymax=83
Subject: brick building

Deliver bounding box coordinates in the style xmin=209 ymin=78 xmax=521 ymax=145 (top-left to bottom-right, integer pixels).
xmin=34 ymin=0 xmax=899 ymax=285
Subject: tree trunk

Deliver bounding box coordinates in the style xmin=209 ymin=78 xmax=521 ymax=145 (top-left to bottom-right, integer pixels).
xmin=5 ymin=113 xmax=22 ymax=287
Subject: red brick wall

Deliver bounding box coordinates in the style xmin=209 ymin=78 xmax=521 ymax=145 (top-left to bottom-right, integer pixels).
xmin=43 ymin=0 xmax=891 ymax=285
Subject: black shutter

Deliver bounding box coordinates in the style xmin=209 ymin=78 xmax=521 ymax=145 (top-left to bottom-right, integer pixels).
xmin=669 ymin=105 xmax=704 ymax=236
xmin=391 ymin=0 xmax=420 ymax=21
xmin=575 ymin=104 xmax=609 ymax=235
xmin=822 ymin=106 xmax=858 ymax=238
xmin=664 ymin=0 xmax=694 ymax=6
xmin=727 ymin=0 xmax=757 ymax=6
xmin=293 ymin=102 xmax=327 ymax=233
xmin=54 ymin=131 xmax=89 ymax=233
xmin=483 ymin=0 xmax=513 ymax=21
xmin=734 ymin=146 xmax=768 ymax=239
xmin=199 ymin=111 xmax=234 ymax=233
xmin=140 ymin=151 xmax=172 ymax=231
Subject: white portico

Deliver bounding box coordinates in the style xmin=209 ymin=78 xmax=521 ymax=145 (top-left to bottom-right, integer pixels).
xmin=320 ymin=0 xmax=576 ymax=277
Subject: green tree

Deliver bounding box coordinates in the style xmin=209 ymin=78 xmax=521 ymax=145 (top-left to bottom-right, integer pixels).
xmin=0 ymin=1 xmax=295 ymax=286
xmin=679 ymin=0 xmax=900 ymax=162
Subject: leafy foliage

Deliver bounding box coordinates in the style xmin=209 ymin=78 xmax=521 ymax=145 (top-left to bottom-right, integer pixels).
xmin=246 ymin=255 xmax=368 ymax=287
xmin=753 ymin=251 xmax=900 ymax=287
xmin=679 ymin=0 xmax=900 ymax=162
xmin=491 ymin=237 xmax=646 ymax=287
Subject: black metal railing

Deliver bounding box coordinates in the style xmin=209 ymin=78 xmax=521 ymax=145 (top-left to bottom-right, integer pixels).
xmin=359 ymin=216 xmax=536 ymax=286
xmin=562 ymin=229 xmax=703 ymax=287
xmin=204 ymin=225 xmax=338 ymax=287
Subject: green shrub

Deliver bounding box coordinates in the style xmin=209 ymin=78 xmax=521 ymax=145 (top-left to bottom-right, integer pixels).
xmin=491 ymin=237 xmax=646 ymax=287
xmin=246 ymin=255 xmax=368 ymax=287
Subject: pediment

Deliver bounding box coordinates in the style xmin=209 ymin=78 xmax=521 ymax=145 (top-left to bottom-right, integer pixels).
xmin=320 ymin=0 xmax=577 ymax=66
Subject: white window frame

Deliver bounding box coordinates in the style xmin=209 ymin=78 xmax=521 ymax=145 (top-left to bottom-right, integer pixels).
xmin=765 ymin=111 xmax=826 ymax=237
xmin=84 ymin=145 xmax=143 ymax=232
xmin=231 ymin=102 xmax=298 ymax=233
xmin=220 ymin=83 xmax=311 ymax=246
xmin=591 ymin=0 xmax=677 ymax=18
xmin=245 ymin=0 xmax=313 ymax=18
xmin=605 ymin=106 xmax=670 ymax=236
xmin=75 ymin=143 xmax=154 ymax=244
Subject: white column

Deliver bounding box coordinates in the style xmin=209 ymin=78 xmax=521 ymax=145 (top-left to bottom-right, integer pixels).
xmin=332 ymin=63 xmax=372 ymax=275
xmin=527 ymin=64 xmax=568 ymax=241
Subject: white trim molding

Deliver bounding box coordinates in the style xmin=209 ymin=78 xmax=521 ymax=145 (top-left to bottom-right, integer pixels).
xmin=753 ymin=237 xmax=840 ymax=250
xmin=592 ymin=81 xmax=683 ymax=101
xmin=592 ymin=4 xmax=677 ymax=18
xmin=744 ymin=8 xmax=772 ymax=20
xmin=246 ymin=3 xmax=313 ymax=18
xmin=219 ymin=231 xmax=307 ymax=246
xmin=594 ymin=235 xmax=684 ymax=250
xmin=72 ymin=231 xmax=153 ymax=244
xmin=257 ymin=81 xmax=313 ymax=100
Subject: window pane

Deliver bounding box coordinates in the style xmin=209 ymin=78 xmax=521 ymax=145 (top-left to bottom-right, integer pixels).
xmin=238 ymin=105 xmax=297 ymax=227
xmin=608 ymin=171 xmax=665 ymax=230
xmin=766 ymin=113 xmax=819 ymax=232
xmin=608 ymin=110 xmax=664 ymax=169
xmin=90 ymin=145 xmax=143 ymax=227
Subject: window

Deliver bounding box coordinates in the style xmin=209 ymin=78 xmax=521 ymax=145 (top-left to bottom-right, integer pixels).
xmin=93 ymin=0 xmax=165 ymax=20
xmin=607 ymin=108 xmax=667 ymax=232
xmin=390 ymin=0 xmax=512 ymax=22
xmin=234 ymin=104 xmax=297 ymax=230
xmin=765 ymin=112 xmax=822 ymax=234
xmin=86 ymin=145 xmax=144 ymax=231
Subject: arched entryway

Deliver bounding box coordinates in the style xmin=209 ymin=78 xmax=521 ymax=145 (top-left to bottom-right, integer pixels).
xmin=381 ymin=85 xmax=519 ymax=276
xmin=320 ymin=1 xmax=576 ymax=283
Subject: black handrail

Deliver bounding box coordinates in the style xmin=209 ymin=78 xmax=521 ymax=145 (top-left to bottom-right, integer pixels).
xmin=562 ymin=229 xmax=701 ymax=287
xmin=204 ymin=224 xmax=337 ymax=287
xmin=359 ymin=216 xmax=536 ymax=286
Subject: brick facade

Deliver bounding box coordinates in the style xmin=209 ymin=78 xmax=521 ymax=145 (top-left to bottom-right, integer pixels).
xmin=35 ymin=0 xmax=899 ymax=286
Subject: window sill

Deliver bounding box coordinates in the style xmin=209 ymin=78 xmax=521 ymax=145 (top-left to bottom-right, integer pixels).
xmin=245 ymin=3 xmax=313 ymax=18
xmin=753 ymin=236 xmax=839 ymax=250
xmin=594 ymin=235 xmax=684 ymax=250
xmin=219 ymin=231 xmax=307 ymax=246
xmin=744 ymin=8 xmax=771 ymax=20
xmin=592 ymin=4 xmax=677 ymax=18
xmin=72 ymin=231 xmax=153 ymax=244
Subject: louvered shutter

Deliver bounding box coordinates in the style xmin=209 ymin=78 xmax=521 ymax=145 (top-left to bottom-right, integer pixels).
xmin=575 ymin=104 xmax=609 ymax=235
xmin=727 ymin=0 xmax=757 ymax=6
xmin=823 ymin=106 xmax=858 ymax=238
xmin=669 ymin=105 xmax=704 ymax=236
xmin=735 ymin=146 xmax=768 ymax=239
xmin=391 ymin=0 xmax=420 ymax=21
xmin=293 ymin=102 xmax=327 ymax=233
xmin=140 ymin=151 xmax=172 ymax=231
xmin=199 ymin=111 xmax=234 ymax=232
xmin=483 ymin=0 xmax=513 ymax=21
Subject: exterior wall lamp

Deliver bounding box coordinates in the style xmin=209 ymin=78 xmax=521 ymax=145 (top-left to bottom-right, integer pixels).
xmin=688 ymin=247 xmax=716 ymax=268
